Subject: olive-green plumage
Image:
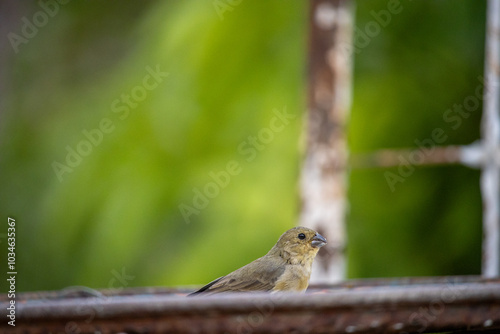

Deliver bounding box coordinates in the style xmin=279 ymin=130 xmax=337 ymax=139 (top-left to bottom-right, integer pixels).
xmin=189 ymin=227 xmax=327 ymax=295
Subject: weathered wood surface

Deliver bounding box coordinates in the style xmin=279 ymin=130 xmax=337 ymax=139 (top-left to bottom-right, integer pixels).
xmin=2 ymin=276 xmax=499 ymax=333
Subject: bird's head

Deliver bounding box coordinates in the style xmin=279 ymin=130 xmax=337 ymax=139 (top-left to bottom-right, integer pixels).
xmin=269 ymin=226 xmax=327 ymax=265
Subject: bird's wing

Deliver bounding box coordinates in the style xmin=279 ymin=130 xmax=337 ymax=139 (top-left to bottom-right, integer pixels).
xmin=188 ymin=276 xmax=225 ymax=295
xmin=189 ymin=256 xmax=286 ymax=295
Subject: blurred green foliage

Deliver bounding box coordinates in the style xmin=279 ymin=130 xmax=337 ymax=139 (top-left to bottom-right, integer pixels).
xmin=348 ymin=0 xmax=485 ymax=278
xmin=0 ymin=0 xmax=485 ymax=291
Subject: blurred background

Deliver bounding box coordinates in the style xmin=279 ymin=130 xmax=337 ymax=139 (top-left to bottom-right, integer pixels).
xmin=0 ymin=0 xmax=486 ymax=292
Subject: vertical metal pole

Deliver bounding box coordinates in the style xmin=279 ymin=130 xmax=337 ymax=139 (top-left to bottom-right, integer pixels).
xmin=482 ymin=0 xmax=500 ymax=278
xmin=300 ymin=0 xmax=353 ymax=283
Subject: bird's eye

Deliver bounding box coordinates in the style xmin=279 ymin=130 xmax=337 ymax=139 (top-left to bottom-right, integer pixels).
xmin=298 ymin=233 xmax=306 ymax=240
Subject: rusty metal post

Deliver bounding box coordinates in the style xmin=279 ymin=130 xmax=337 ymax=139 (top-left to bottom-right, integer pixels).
xmin=299 ymin=0 xmax=354 ymax=283
xmin=482 ymin=0 xmax=500 ymax=278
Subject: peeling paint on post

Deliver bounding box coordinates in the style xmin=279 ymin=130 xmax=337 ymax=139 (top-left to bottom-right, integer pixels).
xmin=299 ymin=0 xmax=354 ymax=283
xmin=481 ymin=0 xmax=500 ymax=278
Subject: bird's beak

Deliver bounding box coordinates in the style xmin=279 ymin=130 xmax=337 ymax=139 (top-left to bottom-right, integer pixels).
xmin=311 ymin=233 xmax=327 ymax=248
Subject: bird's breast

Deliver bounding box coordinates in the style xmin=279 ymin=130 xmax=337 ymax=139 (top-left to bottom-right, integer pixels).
xmin=272 ymin=263 xmax=312 ymax=292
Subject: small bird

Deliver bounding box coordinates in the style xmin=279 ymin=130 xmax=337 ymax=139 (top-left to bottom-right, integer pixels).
xmin=189 ymin=226 xmax=327 ymax=295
